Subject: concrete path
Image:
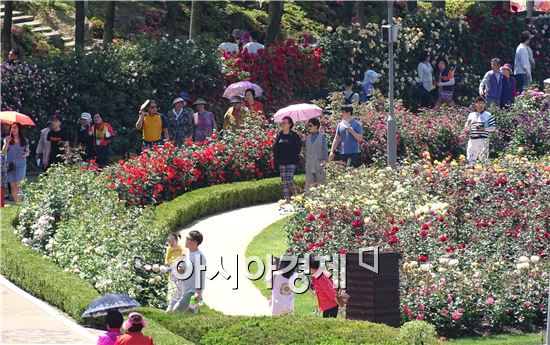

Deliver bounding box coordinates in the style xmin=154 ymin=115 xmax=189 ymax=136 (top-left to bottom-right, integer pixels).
xmin=177 ymin=203 xmax=286 ymax=316
xmin=1 ymin=276 xmax=99 ymax=345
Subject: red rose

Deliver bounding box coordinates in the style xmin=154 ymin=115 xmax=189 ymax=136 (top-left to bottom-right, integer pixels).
xmin=354 ymin=209 xmax=362 ymax=216
xmin=327 ymin=234 xmax=333 ymax=239
xmin=307 ymin=214 xmax=315 ymax=221
xmin=439 ymin=235 xmax=448 ymax=243
xmin=391 ymin=226 xmax=399 ymax=232
xmin=420 ymin=230 xmax=428 ymax=237
xmin=387 ymin=235 xmax=398 ymax=245
xmin=418 ymin=255 xmax=428 ymax=262
xmin=304 ymin=226 xmax=311 ymax=233
xmin=338 ymin=249 xmax=347 ymax=254
xmin=317 ymin=213 xmax=327 ymax=219
xmin=421 ymin=223 xmax=430 ymax=230
xmin=307 ymin=242 xmax=315 ymax=251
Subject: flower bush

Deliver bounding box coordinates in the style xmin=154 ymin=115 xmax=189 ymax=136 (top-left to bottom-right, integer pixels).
xmin=285 ymin=154 xmax=550 ymax=336
xmin=221 ymin=39 xmax=323 ymax=112
xmin=107 ymin=118 xmax=277 ymax=205
xmin=16 ymin=164 xmax=167 ymax=307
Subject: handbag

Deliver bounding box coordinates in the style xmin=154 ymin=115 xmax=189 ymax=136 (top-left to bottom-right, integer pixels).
xmin=336 ymin=290 xmax=349 ymax=307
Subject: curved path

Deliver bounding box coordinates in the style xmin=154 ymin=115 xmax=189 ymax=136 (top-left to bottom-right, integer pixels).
xmin=176 ymin=203 xmax=286 ymax=316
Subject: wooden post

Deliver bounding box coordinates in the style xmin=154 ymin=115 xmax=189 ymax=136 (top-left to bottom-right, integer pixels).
xmin=103 ymin=1 xmax=115 ymax=47
xmin=345 ymin=252 xmax=400 ymax=327
xmin=75 ymin=0 xmax=85 ymax=54
xmin=2 ymin=0 xmax=13 ymax=61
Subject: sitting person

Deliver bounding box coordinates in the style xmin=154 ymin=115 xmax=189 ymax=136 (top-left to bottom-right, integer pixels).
xmin=96 ymin=310 xmax=123 ymax=345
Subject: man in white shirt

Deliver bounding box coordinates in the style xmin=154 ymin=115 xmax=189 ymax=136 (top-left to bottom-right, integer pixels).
xmin=243 ymin=30 xmax=265 ymax=55
xmin=218 ymin=34 xmax=239 ymax=54
xmin=464 ymin=97 xmax=496 ymax=163
xmin=514 ymin=31 xmax=534 ymax=94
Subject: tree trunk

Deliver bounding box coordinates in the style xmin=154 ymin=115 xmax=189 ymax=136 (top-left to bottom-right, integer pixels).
xmin=75 ymin=0 xmax=85 ymax=54
xmin=343 ymin=1 xmax=353 ymax=26
xmin=2 ymin=1 xmax=13 ymax=61
xmin=265 ymin=0 xmax=284 ymax=46
xmin=189 ymin=0 xmax=203 ymax=40
xmin=501 ymin=1 xmax=510 ymax=10
xmin=103 ymin=1 xmax=115 ymax=47
xmin=166 ymin=1 xmax=179 ymax=35
xmin=432 ymin=0 xmax=445 ymax=10
xmin=407 ymin=0 xmax=418 ymax=12
xmin=355 ymin=1 xmax=366 ymax=27
xmin=526 ymin=0 xmax=534 ymax=18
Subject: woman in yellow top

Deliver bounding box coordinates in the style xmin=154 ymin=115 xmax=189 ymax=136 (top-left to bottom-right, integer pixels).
xmin=135 ymin=100 xmax=169 ymax=148
xmin=223 ymin=97 xmax=249 ymax=131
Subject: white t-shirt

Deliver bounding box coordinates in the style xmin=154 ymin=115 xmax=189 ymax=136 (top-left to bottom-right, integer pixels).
xmin=244 ymin=42 xmax=265 ymax=55
xmin=182 ymin=250 xmax=206 ymax=294
xmin=218 ymin=42 xmax=239 ymax=54
xmin=266 ymin=271 xmax=297 ymax=316
xmin=417 ymin=62 xmax=434 ymax=92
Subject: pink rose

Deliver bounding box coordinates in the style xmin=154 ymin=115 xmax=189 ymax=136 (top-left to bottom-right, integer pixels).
xmin=486 ymin=296 xmax=495 ymax=306
xmin=451 ymin=311 xmax=461 ymax=320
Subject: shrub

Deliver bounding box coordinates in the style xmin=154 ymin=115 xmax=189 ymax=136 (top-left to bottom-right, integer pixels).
xmin=285 ymin=154 xmax=550 ymax=336
xmin=399 ymin=321 xmax=442 ymax=345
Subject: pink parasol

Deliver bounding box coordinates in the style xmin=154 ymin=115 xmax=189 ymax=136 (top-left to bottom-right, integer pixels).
xmin=223 ymin=81 xmax=263 ymax=99
xmin=273 ymin=103 xmax=323 ymax=123
xmin=0 ymin=111 xmax=36 ymax=126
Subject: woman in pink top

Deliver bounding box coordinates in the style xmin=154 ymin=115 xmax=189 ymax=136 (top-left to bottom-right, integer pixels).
xmin=115 ymin=312 xmax=154 ymax=345
xmin=309 ymin=256 xmax=339 ymax=318
xmin=97 ymin=311 xmax=122 ymax=345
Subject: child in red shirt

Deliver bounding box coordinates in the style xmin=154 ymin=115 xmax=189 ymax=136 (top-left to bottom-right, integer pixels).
xmin=309 ymin=256 xmax=339 ymax=318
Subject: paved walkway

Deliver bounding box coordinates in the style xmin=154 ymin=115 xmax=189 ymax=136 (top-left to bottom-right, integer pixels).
xmin=1 ymin=276 xmax=99 ymax=345
xmin=177 ymin=203 xmax=286 ymax=316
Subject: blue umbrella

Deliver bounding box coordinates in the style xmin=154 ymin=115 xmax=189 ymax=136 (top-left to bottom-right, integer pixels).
xmin=82 ymin=293 xmax=141 ymax=318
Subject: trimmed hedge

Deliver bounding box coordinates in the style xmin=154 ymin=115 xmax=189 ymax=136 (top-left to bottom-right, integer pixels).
xmin=0 ymin=207 xmax=189 ymax=345
xmin=141 ymin=307 xmax=402 ymax=345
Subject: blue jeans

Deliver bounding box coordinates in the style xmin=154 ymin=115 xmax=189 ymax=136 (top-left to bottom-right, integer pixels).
xmin=339 ymin=153 xmax=359 ymax=167
xmin=515 ymin=74 xmax=526 ymax=94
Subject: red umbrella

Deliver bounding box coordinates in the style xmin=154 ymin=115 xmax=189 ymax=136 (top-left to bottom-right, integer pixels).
xmin=0 ymin=111 xmax=36 ymax=126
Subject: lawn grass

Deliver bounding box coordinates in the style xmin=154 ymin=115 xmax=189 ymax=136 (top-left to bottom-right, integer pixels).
xmin=448 ymin=332 xmax=545 ymax=345
xmin=245 ymin=217 xmax=318 ymax=317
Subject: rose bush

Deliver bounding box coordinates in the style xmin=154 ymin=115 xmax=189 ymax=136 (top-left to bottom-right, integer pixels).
xmin=16 ymin=164 xmax=167 ymax=307
xmin=285 ymin=154 xmax=550 ymax=336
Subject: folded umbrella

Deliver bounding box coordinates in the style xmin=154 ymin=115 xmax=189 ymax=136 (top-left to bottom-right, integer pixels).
xmin=273 ymin=103 xmax=323 ymax=123
xmin=223 ymin=81 xmax=263 ymax=99
xmin=0 ymin=111 xmax=35 ymax=126
xmin=82 ymin=293 xmax=141 ymax=318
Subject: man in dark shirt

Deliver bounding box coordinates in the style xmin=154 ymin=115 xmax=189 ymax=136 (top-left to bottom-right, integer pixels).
xmin=75 ymin=112 xmax=93 ymax=161
xmin=46 ymin=115 xmax=70 ymax=169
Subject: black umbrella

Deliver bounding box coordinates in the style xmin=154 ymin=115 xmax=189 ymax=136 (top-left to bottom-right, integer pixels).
xmin=82 ymin=293 xmax=141 ymax=318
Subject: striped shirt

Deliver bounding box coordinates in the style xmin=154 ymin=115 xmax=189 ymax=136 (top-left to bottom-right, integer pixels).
xmin=467 ymin=111 xmax=496 ymax=139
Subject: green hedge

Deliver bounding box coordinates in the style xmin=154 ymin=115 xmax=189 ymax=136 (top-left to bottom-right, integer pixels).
xmin=0 ymin=206 xmax=188 ymax=344
xmin=141 ymin=307 xmax=401 ymax=345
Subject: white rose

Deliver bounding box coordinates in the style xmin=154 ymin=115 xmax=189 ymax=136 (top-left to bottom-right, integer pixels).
xmin=530 ymin=256 xmax=540 ymax=263
xmin=144 ymin=264 xmax=152 ymax=271
xmin=448 ymin=259 xmax=459 ymax=267
xmin=420 ymin=264 xmax=432 ymax=271
xmin=135 ymin=262 xmax=142 ymax=269
xmin=155 ymin=275 xmax=162 ymax=282
xmin=439 ymin=258 xmax=450 ymax=265
xmin=518 ymin=256 xmax=529 ymax=263
xmin=159 ymin=265 xmax=168 ymax=273
xmin=148 ymin=278 xmax=156 ymax=285
xmin=152 ymin=264 xmax=160 ymax=272
xmin=409 ymin=261 xmax=418 ymax=268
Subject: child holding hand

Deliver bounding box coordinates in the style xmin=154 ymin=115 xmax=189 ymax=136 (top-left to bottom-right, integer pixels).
xmin=165 ymin=233 xmax=184 ymax=312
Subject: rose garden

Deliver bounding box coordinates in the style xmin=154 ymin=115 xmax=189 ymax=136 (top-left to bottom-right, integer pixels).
xmin=1 ymin=2 xmax=550 ymax=345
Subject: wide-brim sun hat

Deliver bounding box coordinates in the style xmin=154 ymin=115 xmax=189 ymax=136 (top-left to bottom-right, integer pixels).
xmin=229 ymin=96 xmax=243 ymax=104
xmin=501 ymin=64 xmax=513 ymax=73
xmin=122 ymin=312 xmax=148 ymax=330
xmin=172 ymin=97 xmax=185 ymax=105
xmin=80 ymin=112 xmax=92 ymax=121
xmin=193 ymin=98 xmax=207 ymax=106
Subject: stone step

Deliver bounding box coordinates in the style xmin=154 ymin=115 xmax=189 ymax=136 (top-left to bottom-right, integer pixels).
xmin=14 ymin=20 xmax=42 ymax=28
xmin=42 ymin=31 xmax=61 ymax=38
xmin=61 ymin=36 xmax=73 ymax=43
xmin=0 ymin=10 xmax=24 ymax=19
xmin=64 ymin=41 xmax=75 ymax=48
xmin=31 ymin=26 xmax=53 ymax=33
xmin=11 ymin=15 xmax=35 ymax=24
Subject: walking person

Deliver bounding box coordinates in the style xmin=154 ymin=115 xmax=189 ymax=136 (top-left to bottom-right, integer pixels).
xmin=3 ymin=123 xmax=30 ymax=203
xmin=223 ymin=97 xmax=248 ymax=131
xmin=136 ymin=100 xmax=169 ymax=149
xmin=434 ymin=56 xmax=455 ymax=109
xmin=46 ymin=115 xmax=70 ymax=169
xmin=514 ymin=31 xmax=534 ymax=94
xmin=243 ymin=88 xmax=266 ymax=121
xmin=500 ymin=63 xmax=516 ymax=108
xmin=91 ymin=113 xmax=115 ymax=168
xmin=416 ymin=50 xmax=435 ymax=109
xmin=341 ymin=78 xmax=360 ymax=104
xmin=243 ymin=30 xmax=264 ymax=55
xmin=115 ymin=313 xmax=154 ymax=345
xmin=192 ymin=98 xmax=216 ymax=143
xmin=309 ymin=256 xmax=340 ymax=318
xmin=266 ymin=257 xmax=298 ymax=316
xmin=272 ymin=116 xmax=302 ymax=202
xmin=360 ymin=70 xmax=380 ymax=103
xmin=479 ymin=58 xmax=503 ymax=108
xmin=75 ymin=112 xmax=93 ymax=161
xmin=165 ymin=97 xmax=194 ymax=147
xmin=304 ymin=118 xmax=328 ymax=192
xmin=36 ymin=120 xmax=52 ymax=171
xmin=328 ymin=105 xmax=363 ymax=168
xmin=464 ymin=97 xmax=496 ymax=163
xmin=96 ymin=310 xmax=123 ymax=345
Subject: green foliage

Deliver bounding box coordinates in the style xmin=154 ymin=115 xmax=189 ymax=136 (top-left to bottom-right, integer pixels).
xmin=399 ymin=321 xmax=442 ymax=345
xmin=142 ymin=307 xmax=401 ymax=345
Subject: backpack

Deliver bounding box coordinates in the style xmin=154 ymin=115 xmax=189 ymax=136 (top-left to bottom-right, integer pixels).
xmin=342 ymin=90 xmax=359 ymax=104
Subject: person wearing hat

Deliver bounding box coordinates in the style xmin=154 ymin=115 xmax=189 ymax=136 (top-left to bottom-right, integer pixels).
xmin=36 ymin=119 xmax=53 ymax=171
xmin=136 ymin=100 xmax=169 ymax=148
xmin=91 ymin=113 xmax=116 ymax=167
xmin=192 ymin=98 xmax=216 ymax=142
xmin=360 ymin=70 xmax=380 ymax=103
xmin=479 ymin=58 xmax=503 ymax=109
xmin=165 ymin=95 xmax=194 ymax=147
xmin=223 ymin=97 xmax=249 ymax=131
xmin=114 ymin=312 xmax=154 ymax=345
xmin=75 ymin=112 xmax=93 ymax=161
xmin=514 ymin=31 xmax=534 ymax=94
xmin=46 ymin=114 xmax=70 ymax=170
xmin=500 ymin=63 xmax=516 ymax=109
